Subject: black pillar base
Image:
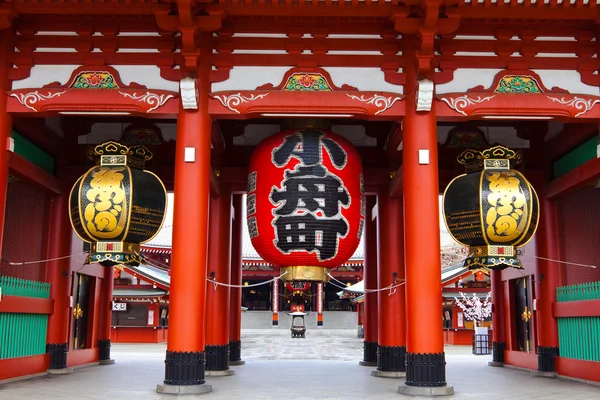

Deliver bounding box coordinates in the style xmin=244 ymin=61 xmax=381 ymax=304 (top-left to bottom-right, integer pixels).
xmin=272 ymin=320 xmax=278 ymax=326
xmin=317 ymin=320 xmax=323 ymax=327
xmin=205 ymin=344 xmax=230 ymax=371
xmin=537 ymin=346 xmax=559 ymax=372
xmin=405 ymin=352 xmax=447 ymax=387
xmin=46 ymin=343 xmax=68 ymax=370
xmin=377 ymin=345 xmax=406 ymax=372
xmin=363 ymin=341 xmax=378 ymax=363
xmin=98 ymin=339 xmax=111 ymax=361
xmin=164 ymin=351 xmax=206 ymax=385
xmin=492 ymin=342 xmax=505 ymax=364
xmin=229 ymin=340 xmax=241 ymax=362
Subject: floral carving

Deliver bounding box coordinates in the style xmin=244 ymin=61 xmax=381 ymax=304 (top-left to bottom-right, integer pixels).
xmin=213 ymin=93 xmax=269 ymax=114
xmin=495 ymin=75 xmax=541 ymax=94
xmin=118 ymin=92 xmax=174 ymax=113
xmin=439 ymin=95 xmax=495 ymax=116
xmin=71 ymin=71 xmax=118 ymax=89
xmin=283 ymin=73 xmax=332 ymax=91
xmin=10 ymin=91 xmax=67 ymax=111
xmin=546 ymin=96 xmax=600 ymax=117
xmin=345 ymin=94 xmax=403 ymax=115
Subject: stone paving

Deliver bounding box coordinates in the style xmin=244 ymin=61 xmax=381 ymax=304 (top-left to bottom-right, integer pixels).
xmin=0 ymin=329 xmax=599 ymax=400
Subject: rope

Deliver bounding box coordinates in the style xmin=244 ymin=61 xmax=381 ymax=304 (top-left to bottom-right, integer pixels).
xmin=326 ymin=272 xmax=404 ymax=294
xmin=208 ymin=271 xmax=288 ymax=289
xmin=521 ymin=253 xmax=597 ymax=269
xmin=4 ymin=252 xmax=87 ymax=266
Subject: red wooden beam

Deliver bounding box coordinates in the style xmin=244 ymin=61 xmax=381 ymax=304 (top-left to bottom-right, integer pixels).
xmin=553 ymin=299 xmax=600 ymax=318
xmin=545 ymin=123 xmax=598 ymax=161
xmin=220 ymin=167 xmax=248 ymax=194
xmin=364 ymin=168 xmax=391 ymax=195
xmin=12 ymin=118 xmax=63 ymax=157
xmin=389 ymin=166 xmax=403 ymax=198
xmin=545 ymin=156 xmax=600 ymax=199
xmin=9 ymin=152 xmax=62 ymax=195
xmin=0 ymin=295 xmax=54 ymax=314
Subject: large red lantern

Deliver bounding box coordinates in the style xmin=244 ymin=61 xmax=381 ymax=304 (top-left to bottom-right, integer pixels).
xmin=247 ymin=129 xmax=364 ymax=282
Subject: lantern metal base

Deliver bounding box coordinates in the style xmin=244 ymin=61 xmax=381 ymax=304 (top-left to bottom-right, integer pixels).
xmin=279 ymin=266 xmax=329 ymax=282
xmin=464 ymin=254 xmax=522 ymax=271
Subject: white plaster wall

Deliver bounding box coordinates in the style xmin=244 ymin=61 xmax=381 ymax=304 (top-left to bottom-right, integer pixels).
xmin=532 ymin=70 xmax=600 ymax=96
xmin=212 ymin=67 xmax=293 ymax=92
xmin=324 ymin=67 xmax=403 ymax=93
xmin=436 ymin=68 xmax=502 ymax=94
xmin=212 ymin=66 xmax=403 ymax=94
xmin=12 ymin=64 xmax=179 ymax=92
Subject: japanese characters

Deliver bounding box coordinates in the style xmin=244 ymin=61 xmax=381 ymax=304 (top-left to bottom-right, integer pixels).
xmin=270 ymin=130 xmax=350 ymax=261
xmin=247 ymin=128 xmax=363 ymax=270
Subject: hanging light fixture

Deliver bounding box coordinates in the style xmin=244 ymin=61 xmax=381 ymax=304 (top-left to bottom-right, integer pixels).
xmin=443 ymin=146 xmax=539 ymax=270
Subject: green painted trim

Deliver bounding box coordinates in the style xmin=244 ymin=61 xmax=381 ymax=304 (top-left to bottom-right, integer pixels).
xmin=557 ymin=281 xmax=600 ymax=302
xmin=11 ymin=131 xmax=55 ymax=175
xmin=552 ymin=135 xmax=598 ymax=179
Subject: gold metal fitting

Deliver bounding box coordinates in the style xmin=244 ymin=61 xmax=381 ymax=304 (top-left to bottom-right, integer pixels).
xmin=279 ymin=266 xmax=329 ymax=283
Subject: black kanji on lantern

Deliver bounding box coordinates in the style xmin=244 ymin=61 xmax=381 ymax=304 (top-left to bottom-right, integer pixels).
xmin=270 ymin=130 xmax=350 ymax=261
xmin=273 ymin=130 xmax=347 ymax=169
xmin=274 ymin=214 xmax=348 ymax=260
xmin=271 ymin=165 xmax=349 ymax=218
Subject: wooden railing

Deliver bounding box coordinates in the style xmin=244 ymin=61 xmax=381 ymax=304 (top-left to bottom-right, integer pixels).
xmin=0 ymin=277 xmax=51 ymax=360
xmin=556 ymin=281 xmax=600 ymax=362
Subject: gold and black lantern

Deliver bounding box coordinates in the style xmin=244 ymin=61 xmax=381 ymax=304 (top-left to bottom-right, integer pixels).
xmin=443 ymin=146 xmax=539 ymax=270
xmin=69 ymin=141 xmax=167 ymax=266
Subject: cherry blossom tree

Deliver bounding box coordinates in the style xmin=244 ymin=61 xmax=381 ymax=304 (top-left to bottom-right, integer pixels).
xmin=454 ymin=292 xmax=492 ymax=327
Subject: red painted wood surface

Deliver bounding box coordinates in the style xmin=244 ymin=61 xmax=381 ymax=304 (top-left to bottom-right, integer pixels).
xmin=556 ymin=357 xmax=600 ymax=383
xmin=376 ymin=190 xmax=405 ymax=347
xmin=491 ymin=270 xmax=505 ymax=344
xmin=0 ymin=354 xmax=49 ymax=381
xmin=0 ymin=29 xmax=14 ymax=255
xmin=553 ymin=300 xmax=600 ymax=318
xmin=443 ymin=330 xmax=474 ymax=346
xmin=205 ymin=185 xmax=232 ymax=348
xmin=45 ymin=193 xmax=72 ymax=345
xmin=363 ymin=196 xmax=378 ymax=345
xmin=504 ymin=350 xmax=537 ymax=370
xmin=67 ymin=348 xmax=98 ymax=367
xmin=0 ymin=295 xmax=53 ymax=314
xmin=535 ymin=197 xmax=560 ymax=349
xmin=8 ymin=152 xmax=62 ymax=194
xmin=546 ymin=157 xmax=600 ymax=199
xmin=167 ymin=59 xmax=212 ymax=353
xmin=229 ymin=194 xmax=243 ymax=343
xmin=403 ymin=63 xmax=443 ymax=354
xmin=111 ymin=327 xmax=168 ymax=343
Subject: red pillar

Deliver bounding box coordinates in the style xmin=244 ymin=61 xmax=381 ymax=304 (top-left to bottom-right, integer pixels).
xmin=317 ymin=282 xmax=324 ymax=327
xmin=361 ymin=195 xmax=378 ymax=366
xmin=490 ymin=270 xmax=505 ymax=365
xmin=534 ymin=197 xmax=560 ymax=371
xmin=229 ymin=194 xmax=244 ymax=364
xmin=272 ymin=278 xmax=279 ymax=327
xmin=98 ymin=265 xmax=115 ymax=364
xmin=205 ymin=185 xmax=233 ymax=374
xmin=45 ymin=192 xmax=73 ymax=371
xmin=159 ymin=73 xmax=212 ymax=391
xmin=0 ymin=29 xmax=14 ymax=253
xmin=400 ymin=64 xmax=451 ymax=393
xmin=375 ymin=189 xmax=406 ymax=377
